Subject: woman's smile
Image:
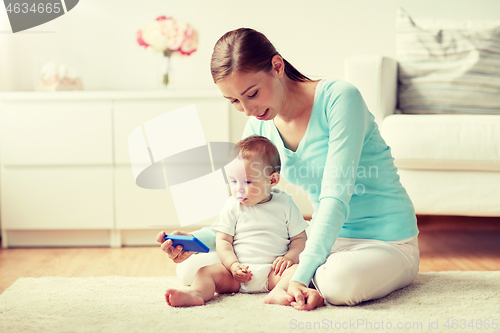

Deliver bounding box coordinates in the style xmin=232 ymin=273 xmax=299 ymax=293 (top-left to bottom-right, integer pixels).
xmin=256 ymin=108 xmax=270 ymax=120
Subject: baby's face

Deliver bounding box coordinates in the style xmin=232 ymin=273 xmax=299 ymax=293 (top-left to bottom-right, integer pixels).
xmin=225 ymin=157 xmax=274 ymax=206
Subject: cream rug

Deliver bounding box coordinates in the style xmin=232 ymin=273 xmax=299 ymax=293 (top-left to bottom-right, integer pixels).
xmin=0 ymin=272 xmax=499 ymax=333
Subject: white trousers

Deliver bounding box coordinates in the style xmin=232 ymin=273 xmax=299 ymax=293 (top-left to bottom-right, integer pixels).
xmin=312 ymin=236 xmax=419 ymax=306
xmin=175 ymin=236 xmax=419 ymax=306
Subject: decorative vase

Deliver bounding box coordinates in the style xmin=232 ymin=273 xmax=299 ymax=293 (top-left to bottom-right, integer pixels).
xmin=160 ymin=49 xmax=173 ymax=89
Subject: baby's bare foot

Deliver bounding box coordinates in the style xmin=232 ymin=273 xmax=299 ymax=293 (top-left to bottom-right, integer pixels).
xmin=165 ymin=289 xmax=205 ymax=307
xmin=264 ymin=288 xmax=294 ymax=306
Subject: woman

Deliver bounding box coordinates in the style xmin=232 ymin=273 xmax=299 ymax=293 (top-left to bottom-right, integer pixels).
xmin=157 ymin=28 xmax=419 ymax=310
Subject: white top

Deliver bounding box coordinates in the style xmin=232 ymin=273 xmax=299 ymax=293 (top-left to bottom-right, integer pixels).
xmin=212 ymin=188 xmax=309 ymax=265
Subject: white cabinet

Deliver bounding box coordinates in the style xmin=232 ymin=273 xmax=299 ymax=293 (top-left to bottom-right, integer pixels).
xmin=1 ymin=167 xmax=114 ymax=230
xmin=0 ymin=101 xmax=113 ymax=165
xmin=0 ymin=90 xmax=229 ymax=247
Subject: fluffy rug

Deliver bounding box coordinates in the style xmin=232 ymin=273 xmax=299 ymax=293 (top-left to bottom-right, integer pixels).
xmin=0 ymin=272 xmax=499 ymax=333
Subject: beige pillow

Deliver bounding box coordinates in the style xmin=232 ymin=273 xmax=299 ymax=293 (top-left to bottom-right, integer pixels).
xmin=396 ymin=8 xmax=500 ymax=114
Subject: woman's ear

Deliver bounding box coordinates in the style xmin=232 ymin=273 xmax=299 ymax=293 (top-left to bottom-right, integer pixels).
xmin=271 ymin=55 xmax=285 ymax=78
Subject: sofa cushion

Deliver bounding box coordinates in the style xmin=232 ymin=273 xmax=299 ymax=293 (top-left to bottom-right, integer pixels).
xmin=396 ymin=8 xmax=500 ymax=115
xmin=398 ymin=169 xmax=500 ymax=216
xmin=381 ymin=114 xmax=500 ymax=171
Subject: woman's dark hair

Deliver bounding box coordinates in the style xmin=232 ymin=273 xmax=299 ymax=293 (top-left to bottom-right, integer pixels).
xmin=211 ymin=28 xmax=311 ymax=83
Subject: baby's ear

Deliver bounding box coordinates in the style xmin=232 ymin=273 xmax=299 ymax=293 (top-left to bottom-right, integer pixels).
xmin=269 ymin=172 xmax=280 ymax=187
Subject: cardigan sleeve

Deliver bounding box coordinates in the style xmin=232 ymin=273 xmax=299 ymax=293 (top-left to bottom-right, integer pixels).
xmin=191 ymin=227 xmax=217 ymax=251
xmin=290 ymin=82 xmax=371 ymax=286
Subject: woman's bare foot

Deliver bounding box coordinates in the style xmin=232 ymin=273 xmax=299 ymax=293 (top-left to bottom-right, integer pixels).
xmin=264 ymin=288 xmax=294 ymax=306
xmin=165 ymin=289 xmax=205 ymax=307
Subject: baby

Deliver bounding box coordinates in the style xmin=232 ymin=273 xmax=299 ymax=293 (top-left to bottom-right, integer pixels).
xmin=165 ymin=135 xmax=308 ymax=307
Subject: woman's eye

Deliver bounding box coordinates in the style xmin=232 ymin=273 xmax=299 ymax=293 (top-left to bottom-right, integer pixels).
xmin=245 ymin=181 xmax=252 ymax=184
xmin=231 ymin=99 xmax=239 ymax=104
xmin=248 ymin=90 xmax=258 ymax=98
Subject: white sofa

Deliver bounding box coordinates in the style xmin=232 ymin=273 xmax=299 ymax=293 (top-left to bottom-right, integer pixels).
xmin=345 ymin=56 xmax=500 ymax=217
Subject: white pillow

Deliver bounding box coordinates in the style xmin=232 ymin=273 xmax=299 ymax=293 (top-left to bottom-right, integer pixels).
xmin=396 ymin=8 xmax=500 ymax=114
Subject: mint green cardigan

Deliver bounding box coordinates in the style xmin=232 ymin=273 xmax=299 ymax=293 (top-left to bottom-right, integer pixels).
xmin=194 ymin=79 xmax=418 ymax=286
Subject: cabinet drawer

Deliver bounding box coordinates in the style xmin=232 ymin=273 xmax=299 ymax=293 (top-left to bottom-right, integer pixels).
xmin=0 ymin=100 xmax=112 ymax=165
xmin=1 ymin=167 xmax=113 ymax=229
xmin=113 ymin=99 xmax=229 ymax=165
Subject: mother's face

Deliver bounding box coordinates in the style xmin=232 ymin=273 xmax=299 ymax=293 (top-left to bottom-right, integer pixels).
xmin=216 ymin=66 xmax=284 ymax=121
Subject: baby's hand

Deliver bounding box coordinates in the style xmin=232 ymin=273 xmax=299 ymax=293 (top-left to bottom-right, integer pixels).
xmin=230 ymin=262 xmax=252 ymax=283
xmin=272 ymin=256 xmax=294 ymax=276
xmin=156 ymin=230 xmax=194 ymax=264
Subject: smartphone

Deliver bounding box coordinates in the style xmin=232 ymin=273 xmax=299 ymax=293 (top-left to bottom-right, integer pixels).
xmin=163 ymin=234 xmax=210 ymax=253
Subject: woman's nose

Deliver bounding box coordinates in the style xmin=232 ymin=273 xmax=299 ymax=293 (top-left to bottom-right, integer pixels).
xmin=233 ymin=103 xmax=244 ymax=113
xmin=241 ymin=101 xmax=257 ymax=116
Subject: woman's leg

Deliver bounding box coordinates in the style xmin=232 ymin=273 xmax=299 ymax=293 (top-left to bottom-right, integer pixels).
xmin=313 ymin=237 xmax=419 ymax=306
xmin=176 ymin=251 xmax=221 ymax=285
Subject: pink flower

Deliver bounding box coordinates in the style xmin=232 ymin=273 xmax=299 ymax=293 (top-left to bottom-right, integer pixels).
xmin=179 ymin=26 xmax=198 ymax=55
xmin=140 ymin=20 xmax=169 ymax=51
xmin=136 ymin=30 xmax=149 ymax=48
xmin=137 ymin=16 xmax=198 ymax=56
xmin=161 ymin=19 xmax=186 ymax=51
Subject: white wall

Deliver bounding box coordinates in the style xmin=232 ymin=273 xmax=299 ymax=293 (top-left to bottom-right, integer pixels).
xmin=1 ymin=0 xmax=499 ymax=92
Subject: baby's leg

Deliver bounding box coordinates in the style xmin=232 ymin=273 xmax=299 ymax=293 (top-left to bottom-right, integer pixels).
xmin=264 ymin=264 xmax=297 ymax=305
xmin=176 ymin=251 xmax=221 ymax=286
xmin=166 ymin=263 xmax=239 ymax=307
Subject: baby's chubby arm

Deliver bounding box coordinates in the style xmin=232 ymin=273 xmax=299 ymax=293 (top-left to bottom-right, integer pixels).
xmin=215 ymin=231 xmax=252 ymax=283
xmin=286 ymin=231 xmax=307 ymax=263
xmin=272 ymin=231 xmax=307 ymax=276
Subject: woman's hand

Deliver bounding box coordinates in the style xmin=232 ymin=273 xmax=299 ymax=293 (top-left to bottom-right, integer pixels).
xmin=287 ymin=281 xmax=325 ymax=311
xmin=156 ymin=230 xmax=195 ymax=263
xmin=272 ymin=256 xmax=294 ymax=276
xmin=230 ymin=262 xmax=252 ymax=283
